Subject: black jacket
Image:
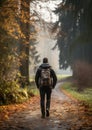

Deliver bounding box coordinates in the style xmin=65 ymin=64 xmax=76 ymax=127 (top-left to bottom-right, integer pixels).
xmin=35 ymin=63 xmax=57 ymax=89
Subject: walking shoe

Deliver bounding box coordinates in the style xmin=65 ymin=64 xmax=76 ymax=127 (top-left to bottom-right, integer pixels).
xmin=41 ymin=114 xmax=45 ymax=118
xmin=41 ymin=111 xmax=45 ymax=118
xmin=46 ymin=110 xmax=49 ymax=117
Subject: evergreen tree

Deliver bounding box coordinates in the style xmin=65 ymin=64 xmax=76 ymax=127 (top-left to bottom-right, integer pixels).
xmin=53 ymin=0 xmax=92 ymax=69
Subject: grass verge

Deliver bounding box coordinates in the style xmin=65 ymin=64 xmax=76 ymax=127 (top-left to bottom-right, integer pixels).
xmin=61 ymin=82 xmax=92 ymax=109
xmin=57 ymin=74 xmax=72 ymax=81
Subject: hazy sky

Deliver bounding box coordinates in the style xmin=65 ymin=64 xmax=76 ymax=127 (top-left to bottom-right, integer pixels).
xmin=34 ymin=0 xmax=62 ymax=71
xmin=30 ymin=0 xmax=72 ymax=75
xmin=31 ymin=0 xmax=62 ymax=23
xmin=36 ymin=0 xmax=61 ymax=22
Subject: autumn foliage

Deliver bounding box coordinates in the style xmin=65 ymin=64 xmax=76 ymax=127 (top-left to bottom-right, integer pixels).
xmin=0 ymin=0 xmax=39 ymax=105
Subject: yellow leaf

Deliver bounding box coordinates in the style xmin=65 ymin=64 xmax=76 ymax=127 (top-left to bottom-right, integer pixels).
xmin=4 ymin=115 xmax=9 ymax=120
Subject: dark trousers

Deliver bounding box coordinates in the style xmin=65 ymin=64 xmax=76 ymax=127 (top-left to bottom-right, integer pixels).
xmin=39 ymin=86 xmax=52 ymax=115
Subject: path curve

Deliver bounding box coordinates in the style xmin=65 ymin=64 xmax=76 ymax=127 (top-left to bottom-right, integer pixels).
xmin=52 ymin=82 xmax=71 ymax=101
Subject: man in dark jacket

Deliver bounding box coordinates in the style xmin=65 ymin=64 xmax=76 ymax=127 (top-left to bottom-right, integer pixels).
xmin=35 ymin=57 xmax=57 ymax=118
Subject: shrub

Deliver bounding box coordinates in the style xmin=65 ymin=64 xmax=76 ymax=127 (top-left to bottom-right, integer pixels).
xmin=73 ymin=61 xmax=92 ymax=90
xmin=0 ymin=80 xmax=29 ymax=105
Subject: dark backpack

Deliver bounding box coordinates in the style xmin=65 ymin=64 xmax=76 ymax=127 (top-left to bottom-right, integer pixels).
xmin=40 ymin=68 xmax=52 ymax=86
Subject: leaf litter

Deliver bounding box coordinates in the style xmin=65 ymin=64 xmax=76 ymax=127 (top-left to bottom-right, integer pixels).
xmin=0 ymin=86 xmax=92 ymax=130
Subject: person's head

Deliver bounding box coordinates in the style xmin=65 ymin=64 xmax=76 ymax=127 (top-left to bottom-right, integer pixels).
xmin=43 ymin=57 xmax=48 ymax=63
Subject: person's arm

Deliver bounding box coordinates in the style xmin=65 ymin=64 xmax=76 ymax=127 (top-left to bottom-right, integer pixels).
xmin=35 ymin=69 xmax=40 ymax=89
xmin=51 ymin=69 xmax=57 ymax=88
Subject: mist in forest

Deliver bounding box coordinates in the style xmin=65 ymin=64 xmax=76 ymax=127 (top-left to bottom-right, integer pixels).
xmin=29 ymin=0 xmax=72 ymax=75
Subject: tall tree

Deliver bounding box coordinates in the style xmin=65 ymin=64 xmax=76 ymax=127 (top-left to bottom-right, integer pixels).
xmin=0 ymin=0 xmax=39 ymax=85
xmin=19 ymin=0 xmax=31 ymax=84
xmin=53 ymin=0 xmax=92 ymax=70
xmin=0 ymin=0 xmax=21 ymax=82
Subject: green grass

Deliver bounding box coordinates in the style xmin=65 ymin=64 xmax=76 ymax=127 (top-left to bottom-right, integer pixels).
xmin=27 ymin=87 xmax=39 ymax=96
xmin=57 ymin=74 xmax=71 ymax=80
xmin=61 ymin=82 xmax=92 ymax=107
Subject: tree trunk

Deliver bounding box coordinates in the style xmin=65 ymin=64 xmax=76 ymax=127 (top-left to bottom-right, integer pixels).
xmin=19 ymin=0 xmax=30 ymax=85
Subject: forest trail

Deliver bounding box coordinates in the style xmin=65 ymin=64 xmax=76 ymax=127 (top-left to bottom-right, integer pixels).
xmin=0 ymin=82 xmax=92 ymax=130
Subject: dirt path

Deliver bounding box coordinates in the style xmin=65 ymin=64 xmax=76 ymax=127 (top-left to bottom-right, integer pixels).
xmin=0 ymin=83 xmax=92 ymax=130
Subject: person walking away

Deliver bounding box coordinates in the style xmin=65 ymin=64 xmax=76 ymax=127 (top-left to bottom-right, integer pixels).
xmin=35 ymin=57 xmax=57 ymax=118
